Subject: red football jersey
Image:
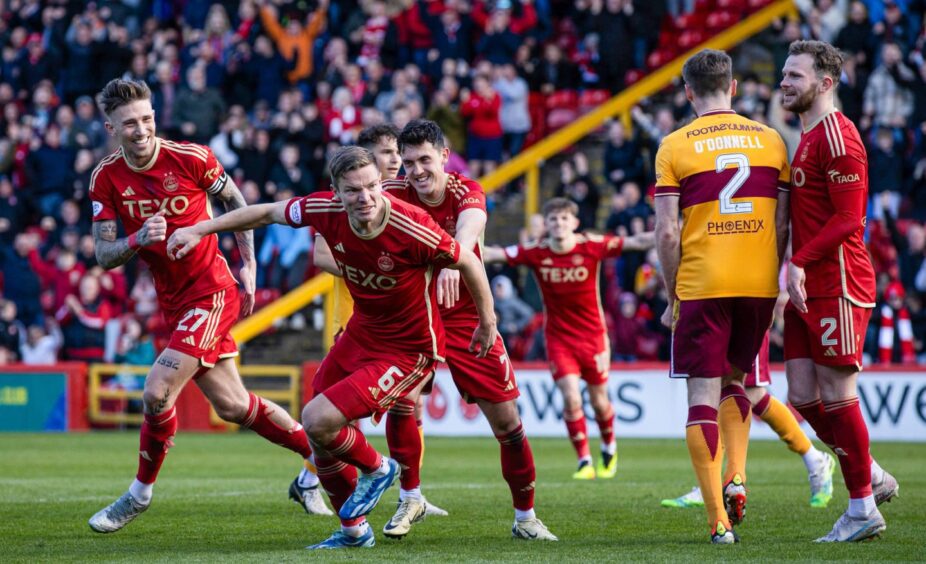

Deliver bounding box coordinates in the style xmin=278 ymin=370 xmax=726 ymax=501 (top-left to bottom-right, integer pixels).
xmin=789 ymin=110 xmax=876 ymax=306
xmin=89 ymin=139 xmax=237 ymax=307
xmin=504 ymin=234 xmax=623 ymax=347
xmin=284 ymin=191 xmax=461 ymax=359
xmin=384 ymin=172 xmax=487 ymax=326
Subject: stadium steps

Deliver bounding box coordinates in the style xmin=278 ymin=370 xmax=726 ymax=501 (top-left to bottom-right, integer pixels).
xmin=239 ymin=311 xmax=325 ymax=364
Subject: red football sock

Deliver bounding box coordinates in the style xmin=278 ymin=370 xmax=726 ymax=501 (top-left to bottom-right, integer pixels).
xmin=824 ymin=397 xmax=873 ymax=499
xmin=793 ymin=399 xmax=837 ymax=450
xmin=314 ymin=453 xmax=359 ymax=525
xmin=136 ymin=407 xmax=178 ymax=484
xmin=563 ymin=408 xmax=591 ymax=460
xmin=386 ymin=398 xmax=421 ymax=490
xmin=596 ymin=406 xmax=616 ymax=448
xmin=496 ymin=423 xmax=536 ymax=510
xmin=325 ymin=423 xmax=382 ymax=474
xmin=243 ymin=393 xmax=312 ymax=458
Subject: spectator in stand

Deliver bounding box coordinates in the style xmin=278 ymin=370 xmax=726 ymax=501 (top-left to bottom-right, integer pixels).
xmin=885 ymin=211 xmax=925 ymax=290
xmin=863 ymin=42 xmax=915 ymax=137
xmin=16 ymin=33 xmax=56 ymax=95
xmin=0 ymin=299 xmax=23 ymax=359
xmin=603 ymin=120 xmax=644 ymax=189
xmin=56 ymin=275 xmax=111 ymax=363
xmin=610 ymin=292 xmax=648 ymax=361
xmin=130 ymin=270 xmax=159 ymax=320
xmin=257 ymin=189 xmax=312 ymax=292
xmin=873 ymin=0 xmax=911 ymax=55
xmin=461 ymin=74 xmax=503 ymax=178
xmin=18 ymin=320 xmax=62 ymax=365
xmin=114 ymin=317 xmax=156 ymax=366
xmin=97 ymin=22 xmax=134 ymax=84
xmin=423 ymin=1 xmax=475 ymax=75
xmin=869 ymin=128 xmax=905 ymax=220
xmin=0 ymin=175 xmax=23 ymax=245
xmin=149 ymin=61 xmax=180 ymax=139
xmin=835 ymin=1 xmax=876 ymax=65
xmin=353 ymin=0 xmax=394 ymax=68
xmin=174 ymin=63 xmax=226 ymax=145
xmin=268 ymin=143 xmax=315 ymax=196
xmin=98 ymin=265 xmax=128 ymax=317
xmin=243 ymin=35 xmax=294 ymax=107
xmin=327 ymin=86 xmax=362 ymax=145
xmin=492 ymin=274 xmax=536 ymax=348
xmin=29 ymin=246 xmax=83 ymax=311
xmin=554 ymin=152 xmax=599 ymax=230
xmin=26 ymin=126 xmax=76 ymax=218
xmin=72 ymin=95 xmax=107 ymax=151
xmin=374 ymin=69 xmax=425 ymax=122
xmin=537 ymin=43 xmax=580 ymax=95
xmin=578 ymin=0 xmax=635 ymax=94
xmin=427 ymin=77 xmax=466 ymax=155
xmin=878 ymin=281 xmax=917 ymax=364
xmin=794 ymin=0 xmax=847 ymax=44
xmin=477 ymin=5 xmax=522 ymax=65
xmin=237 ymin=127 xmax=274 ymax=190
xmin=62 ymin=18 xmax=101 ymax=105
xmin=258 ymin=0 xmax=329 ymax=92
xmin=494 ymin=63 xmax=531 ymax=158
xmin=1 ymin=234 xmax=42 ymax=326
xmin=210 ymin=105 xmax=247 ymax=170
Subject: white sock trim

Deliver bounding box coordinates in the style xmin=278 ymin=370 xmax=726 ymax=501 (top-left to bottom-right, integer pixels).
xmin=802 ymin=446 xmax=823 ymax=473
xmin=848 ymin=495 xmax=876 ymax=518
xmin=515 ymin=508 xmax=535 ymax=521
xmin=341 ymin=520 xmax=369 ymax=537
xmin=129 ymin=479 xmax=153 ymax=504
xmin=297 ymin=467 xmax=319 ymax=488
xmin=399 ymin=487 xmax=422 ymax=501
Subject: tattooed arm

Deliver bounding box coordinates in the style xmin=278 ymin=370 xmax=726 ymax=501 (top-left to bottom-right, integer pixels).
xmin=92 ymin=212 xmax=167 ymax=270
xmin=212 ymin=176 xmax=257 ymax=315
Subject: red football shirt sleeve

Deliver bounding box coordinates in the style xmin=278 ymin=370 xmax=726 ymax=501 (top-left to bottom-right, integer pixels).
xmin=790 ymin=187 xmax=867 ymax=268
xmin=197 ymin=145 xmax=228 ymax=195
xmin=453 ymin=180 xmax=487 ymax=214
xmin=503 ymin=244 xmax=529 ymax=266
xmin=824 ymin=151 xmax=867 ymax=194
xmin=602 ymin=235 xmax=624 ymax=259
xmin=284 ymin=197 xmax=313 ymax=228
xmin=89 ymin=167 xmax=117 ymax=222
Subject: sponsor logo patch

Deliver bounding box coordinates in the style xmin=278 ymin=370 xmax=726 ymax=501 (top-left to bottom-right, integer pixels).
xmin=289 ymin=202 xmax=302 ymax=225
xmin=92 ymin=201 xmax=103 ymax=217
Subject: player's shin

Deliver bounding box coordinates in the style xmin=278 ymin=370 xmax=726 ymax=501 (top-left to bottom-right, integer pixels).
xmin=495 ymin=423 xmax=536 ymax=511
xmin=719 ymin=382 xmax=751 ymax=484
xmin=315 ymin=454 xmax=359 ymax=514
xmin=685 ymin=405 xmax=730 ymax=530
xmin=325 ymin=423 xmax=383 ymax=474
xmin=136 ymin=406 xmax=179 ymax=491
xmin=243 ymin=393 xmax=313 ymax=458
xmin=386 ymin=399 xmax=423 ymax=493
xmin=755 ymin=393 xmax=813 ymax=455
xmin=824 ymin=397 xmax=875 ymax=516
xmin=563 ymin=407 xmax=592 ymax=463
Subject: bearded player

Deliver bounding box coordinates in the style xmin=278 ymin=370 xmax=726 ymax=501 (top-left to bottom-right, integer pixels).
xmin=375 ymin=119 xmax=557 ymax=541
xmin=87 ymin=79 xmax=325 ymax=533
xmin=779 ymin=40 xmax=899 ymax=543
xmin=484 ymin=198 xmax=654 ymax=480
xmin=168 ymin=146 xmax=499 ymax=549
xmin=304 ymin=124 xmax=449 ymax=519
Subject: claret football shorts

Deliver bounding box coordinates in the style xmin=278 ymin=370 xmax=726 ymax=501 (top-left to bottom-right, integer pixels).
xmin=784 ymin=298 xmax=871 ymax=369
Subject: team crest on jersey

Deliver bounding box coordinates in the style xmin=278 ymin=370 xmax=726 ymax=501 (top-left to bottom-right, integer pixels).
xmin=377 ymin=254 xmax=395 ymax=272
xmin=444 ymin=217 xmax=456 ymax=235
xmin=163 ymin=172 xmax=179 ymax=192
xmin=571 ymin=254 xmax=583 ymax=266
xmin=800 ymin=144 xmax=809 ymax=162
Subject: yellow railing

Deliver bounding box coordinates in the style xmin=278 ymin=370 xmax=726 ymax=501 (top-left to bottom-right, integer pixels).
xmin=87 ymin=363 xmax=301 ymax=426
xmin=230 ymin=0 xmax=796 ymax=349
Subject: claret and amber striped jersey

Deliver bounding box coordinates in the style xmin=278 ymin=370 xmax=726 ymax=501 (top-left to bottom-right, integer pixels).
xmin=654 ymin=110 xmax=789 ymax=300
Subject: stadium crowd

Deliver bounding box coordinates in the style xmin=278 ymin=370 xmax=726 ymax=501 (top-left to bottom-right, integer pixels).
xmin=0 ymin=0 xmax=925 ymax=367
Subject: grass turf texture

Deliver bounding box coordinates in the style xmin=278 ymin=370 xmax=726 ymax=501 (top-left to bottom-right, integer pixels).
xmin=1 ymin=433 xmax=922 ymax=562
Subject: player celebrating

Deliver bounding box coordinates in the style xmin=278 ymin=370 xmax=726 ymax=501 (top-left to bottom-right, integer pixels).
xmin=662 ymin=333 xmax=837 ymax=509
xmin=377 ymin=120 xmax=557 ymax=541
xmin=168 ymin=146 xmax=499 ymax=550
xmin=654 ymin=49 xmax=791 ymax=544
xmin=780 ymin=40 xmax=898 ymax=542
xmin=304 ymin=124 xmax=448 ymax=519
xmin=483 ymin=198 xmax=654 ymax=479
xmin=86 ymin=79 xmax=326 ymax=533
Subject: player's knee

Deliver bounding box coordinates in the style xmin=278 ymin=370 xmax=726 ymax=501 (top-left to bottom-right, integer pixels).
xmin=142 ymin=377 xmax=174 ymax=414
xmin=302 ymin=403 xmax=337 ymax=444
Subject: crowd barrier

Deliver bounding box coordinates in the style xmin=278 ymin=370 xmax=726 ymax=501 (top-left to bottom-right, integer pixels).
xmin=2 ymin=362 xmax=924 ymax=441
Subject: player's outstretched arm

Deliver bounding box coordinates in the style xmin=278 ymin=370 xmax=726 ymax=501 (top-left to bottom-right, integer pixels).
xmin=448 ymin=247 xmax=498 ymax=358
xmin=168 ymin=202 xmax=287 ymax=260
xmin=481 ymin=245 xmax=508 ymax=264
xmin=313 ymin=235 xmax=342 ymax=276
xmin=654 ymin=196 xmax=681 ymax=329
xmin=621 ymin=231 xmax=656 ymax=252
xmin=92 ymin=212 xmax=167 ymax=270
xmin=212 ymin=177 xmax=258 ymax=314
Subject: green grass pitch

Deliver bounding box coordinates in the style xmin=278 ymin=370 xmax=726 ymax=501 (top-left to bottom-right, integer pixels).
xmin=1 ymin=432 xmax=923 ymax=562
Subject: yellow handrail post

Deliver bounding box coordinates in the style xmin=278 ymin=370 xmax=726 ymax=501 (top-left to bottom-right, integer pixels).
xmin=323 ymin=288 xmax=336 ymax=351
xmin=525 ymin=166 xmax=540 ymax=226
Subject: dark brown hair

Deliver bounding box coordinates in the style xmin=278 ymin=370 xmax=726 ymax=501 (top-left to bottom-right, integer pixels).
xmin=681 ymin=49 xmax=733 ymax=97
xmin=98 ymin=78 xmax=152 ymax=116
xmin=788 ymin=40 xmax=845 ymax=81
xmin=542 ymin=197 xmax=579 ymax=218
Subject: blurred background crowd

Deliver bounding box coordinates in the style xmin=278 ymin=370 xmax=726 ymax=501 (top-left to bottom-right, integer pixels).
xmin=0 ymin=0 xmax=925 ymax=367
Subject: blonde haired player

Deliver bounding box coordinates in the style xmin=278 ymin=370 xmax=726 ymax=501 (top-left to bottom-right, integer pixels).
xmin=654 ymin=49 xmax=791 ymax=544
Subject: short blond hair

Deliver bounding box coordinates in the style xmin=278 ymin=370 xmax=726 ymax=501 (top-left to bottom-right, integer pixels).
xmin=328 ymin=146 xmax=377 ymax=190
